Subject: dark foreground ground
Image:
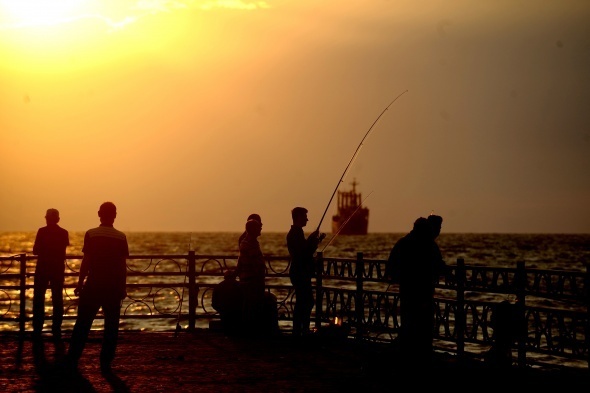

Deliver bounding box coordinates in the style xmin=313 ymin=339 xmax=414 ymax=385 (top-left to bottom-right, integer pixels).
xmin=1 ymin=330 xmax=588 ymax=392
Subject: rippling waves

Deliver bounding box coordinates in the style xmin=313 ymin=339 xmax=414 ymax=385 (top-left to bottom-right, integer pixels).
xmin=2 ymin=231 xmax=588 ymax=271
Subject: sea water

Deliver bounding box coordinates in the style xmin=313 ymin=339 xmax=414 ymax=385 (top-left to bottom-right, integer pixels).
xmin=3 ymin=231 xmax=587 ymax=369
xmin=2 ymin=231 xmax=588 ymax=271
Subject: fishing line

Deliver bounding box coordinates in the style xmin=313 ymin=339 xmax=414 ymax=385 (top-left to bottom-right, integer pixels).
xmin=320 ymin=191 xmax=373 ymax=254
xmin=315 ymin=90 xmax=408 ymax=232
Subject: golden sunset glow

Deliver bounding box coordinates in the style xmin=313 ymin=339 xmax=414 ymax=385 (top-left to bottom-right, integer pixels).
xmin=1 ymin=2 xmax=135 ymax=73
xmin=0 ymin=0 xmax=90 ymax=27
xmin=0 ymin=1 xmax=588 ymax=233
xmin=0 ymin=1 xmax=270 ymax=72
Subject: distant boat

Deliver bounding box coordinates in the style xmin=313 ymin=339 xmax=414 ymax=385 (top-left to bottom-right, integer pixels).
xmin=331 ymin=179 xmax=369 ymax=235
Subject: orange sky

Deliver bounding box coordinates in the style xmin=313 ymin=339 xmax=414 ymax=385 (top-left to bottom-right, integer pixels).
xmin=1 ymin=1 xmax=589 ymax=233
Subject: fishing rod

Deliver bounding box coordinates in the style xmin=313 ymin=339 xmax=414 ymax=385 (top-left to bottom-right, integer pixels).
xmin=320 ymin=191 xmax=373 ymax=254
xmin=315 ymin=90 xmax=408 ymax=233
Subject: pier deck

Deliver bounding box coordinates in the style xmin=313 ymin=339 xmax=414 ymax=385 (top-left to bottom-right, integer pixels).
xmin=1 ymin=330 xmax=588 ymax=392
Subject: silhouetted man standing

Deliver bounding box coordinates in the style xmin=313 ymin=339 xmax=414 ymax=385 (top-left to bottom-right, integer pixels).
xmin=66 ymin=202 xmax=128 ymax=373
xmin=32 ymin=208 xmax=70 ymax=340
xmin=286 ymin=207 xmax=325 ymax=337
xmin=386 ymin=215 xmax=449 ymax=365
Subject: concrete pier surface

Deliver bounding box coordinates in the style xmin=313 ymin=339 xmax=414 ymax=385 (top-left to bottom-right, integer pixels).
xmin=1 ymin=330 xmax=588 ymax=392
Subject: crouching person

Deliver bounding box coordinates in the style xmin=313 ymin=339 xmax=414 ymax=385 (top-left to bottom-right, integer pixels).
xmin=212 ymin=269 xmax=242 ymax=336
xmin=263 ymin=291 xmax=280 ymax=336
xmin=485 ymin=300 xmax=518 ymax=369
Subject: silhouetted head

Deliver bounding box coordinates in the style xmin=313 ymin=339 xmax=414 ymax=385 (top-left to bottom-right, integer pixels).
xmin=427 ymin=214 xmax=443 ymax=238
xmin=245 ymin=218 xmax=262 ymax=237
xmin=291 ymin=207 xmax=309 ymax=227
xmin=98 ymin=202 xmax=117 ymax=224
xmin=247 ymin=213 xmax=262 ymax=224
xmin=412 ymin=217 xmax=431 ymax=239
xmin=45 ymin=208 xmax=60 ymax=225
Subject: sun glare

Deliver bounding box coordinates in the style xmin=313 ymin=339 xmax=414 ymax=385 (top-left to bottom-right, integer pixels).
xmin=0 ymin=0 xmax=90 ymax=27
xmin=0 ymin=1 xmax=152 ymax=71
xmin=0 ymin=1 xmax=271 ymax=72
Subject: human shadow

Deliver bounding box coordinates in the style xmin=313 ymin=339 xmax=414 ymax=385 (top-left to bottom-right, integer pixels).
xmin=102 ymin=370 xmax=131 ymax=393
xmin=52 ymin=339 xmax=66 ymax=363
xmin=31 ymin=336 xmax=67 ymax=373
xmin=32 ymin=338 xmax=47 ymax=374
xmin=15 ymin=335 xmax=26 ymax=369
xmin=33 ymin=363 xmax=97 ymax=393
xmin=30 ymin=338 xmax=97 ymax=393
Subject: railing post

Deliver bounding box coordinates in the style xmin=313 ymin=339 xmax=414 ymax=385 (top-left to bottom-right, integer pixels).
xmin=188 ymin=250 xmax=196 ymax=332
xmin=355 ymin=252 xmax=364 ymax=341
xmin=19 ymin=254 xmax=27 ymax=338
xmin=585 ymin=263 xmax=589 ymax=369
xmin=314 ymin=252 xmax=324 ymax=329
xmin=515 ymin=261 xmax=527 ymax=368
xmin=456 ymin=258 xmax=465 ymax=360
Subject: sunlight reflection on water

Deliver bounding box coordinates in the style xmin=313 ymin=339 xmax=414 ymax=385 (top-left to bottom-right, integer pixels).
xmin=2 ymin=231 xmax=589 ymax=270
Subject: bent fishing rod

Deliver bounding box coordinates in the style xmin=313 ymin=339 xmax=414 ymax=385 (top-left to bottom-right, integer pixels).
xmin=315 ymin=90 xmax=408 ymax=233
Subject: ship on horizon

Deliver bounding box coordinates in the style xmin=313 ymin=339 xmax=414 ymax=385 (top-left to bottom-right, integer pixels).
xmin=331 ymin=179 xmax=369 ymax=235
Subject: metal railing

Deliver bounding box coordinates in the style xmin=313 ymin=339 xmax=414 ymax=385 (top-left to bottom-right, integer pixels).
xmin=1 ymin=251 xmax=588 ymax=369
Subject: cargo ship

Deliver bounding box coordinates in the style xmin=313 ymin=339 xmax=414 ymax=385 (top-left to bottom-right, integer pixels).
xmin=331 ymin=179 xmax=369 ymax=235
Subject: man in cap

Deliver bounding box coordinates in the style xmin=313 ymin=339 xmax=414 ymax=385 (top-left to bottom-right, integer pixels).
xmin=238 ymin=213 xmax=262 ymax=249
xmin=236 ymin=218 xmax=280 ymax=336
xmin=32 ymin=208 xmax=70 ymax=341
xmin=237 ymin=219 xmax=267 ymax=336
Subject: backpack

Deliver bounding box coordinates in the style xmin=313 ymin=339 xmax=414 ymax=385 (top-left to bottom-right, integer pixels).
xmin=385 ymin=238 xmax=404 ymax=283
